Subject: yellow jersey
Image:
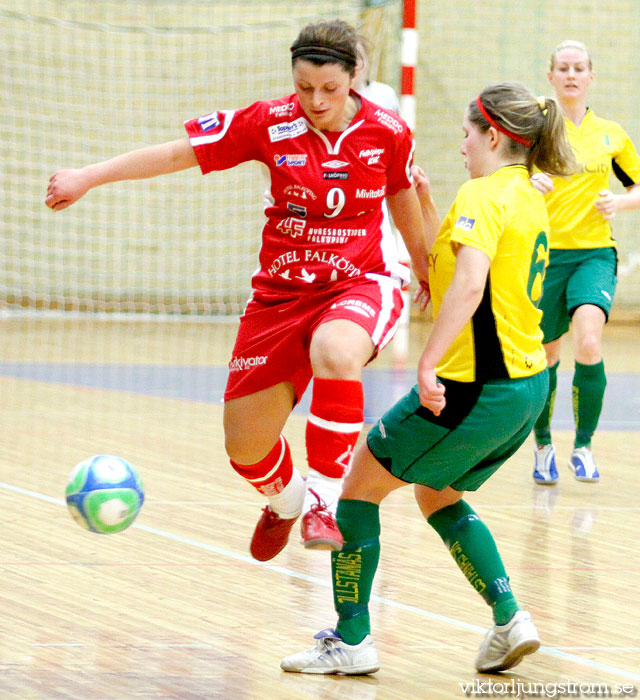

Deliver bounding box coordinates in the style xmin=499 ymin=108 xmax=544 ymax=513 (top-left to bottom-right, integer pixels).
xmin=430 ymin=165 xmax=549 ymax=382
xmin=545 ymin=109 xmax=640 ymax=249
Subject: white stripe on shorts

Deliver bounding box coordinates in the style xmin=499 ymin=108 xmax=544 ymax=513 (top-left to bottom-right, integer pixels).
xmin=366 ymin=273 xmax=401 ymax=348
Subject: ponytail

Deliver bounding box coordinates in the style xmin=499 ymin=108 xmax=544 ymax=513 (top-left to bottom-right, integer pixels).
xmin=469 ymin=82 xmax=577 ymax=176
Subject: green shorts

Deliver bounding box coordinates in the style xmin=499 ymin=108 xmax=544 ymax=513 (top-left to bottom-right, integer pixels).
xmin=366 ymin=371 xmax=549 ymax=492
xmin=539 ymin=247 xmax=617 ymax=343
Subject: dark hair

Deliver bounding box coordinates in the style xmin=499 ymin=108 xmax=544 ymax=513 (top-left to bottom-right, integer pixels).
xmin=290 ymin=20 xmax=360 ymax=77
xmin=468 ymin=82 xmax=577 ymax=176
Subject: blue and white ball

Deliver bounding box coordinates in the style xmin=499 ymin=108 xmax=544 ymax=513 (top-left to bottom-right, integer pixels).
xmin=65 ymin=455 xmax=145 ymax=534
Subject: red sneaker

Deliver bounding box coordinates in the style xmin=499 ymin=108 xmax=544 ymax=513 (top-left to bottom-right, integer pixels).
xmin=301 ymin=489 xmax=343 ymax=551
xmin=250 ymin=506 xmax=299 ymax=561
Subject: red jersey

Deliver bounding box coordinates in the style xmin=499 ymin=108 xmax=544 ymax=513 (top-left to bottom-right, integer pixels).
xmin=184 ymin=92 xmax=414 ymax=301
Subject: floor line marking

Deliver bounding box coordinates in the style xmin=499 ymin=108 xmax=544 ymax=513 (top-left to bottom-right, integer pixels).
xmin=2 ymin=480 xmax=639 ymax=682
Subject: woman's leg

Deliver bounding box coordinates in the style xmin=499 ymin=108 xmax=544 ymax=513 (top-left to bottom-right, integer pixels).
xmin=280 ymin=441 xmax=404 ymax=674
xmin=224 ymin=382 xmax=306 ymax=560
xmin=302 ymin=318 xmax=374 ymax=549
xmin=416 ymin=485 xmax=539 ymax=672
xmin=568 ymin=304 xmax=607 ymax=481
xmin=416 ymin=485 xmax=520 ymax=624
xmin=532 ymin=339 xmax=561 ymax=484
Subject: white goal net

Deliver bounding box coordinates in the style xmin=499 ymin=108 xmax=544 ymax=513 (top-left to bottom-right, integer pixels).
xmin=2 ymin=1 xmax=375 ymax=317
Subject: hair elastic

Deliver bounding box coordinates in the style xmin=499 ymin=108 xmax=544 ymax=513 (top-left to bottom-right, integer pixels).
xmin=475 ymin=96 xmax=532 ymax=148
xmin=291 ymin=44 xmax=356 ymax=66
xmin=536 ymin=96 xmax=548 ymax=115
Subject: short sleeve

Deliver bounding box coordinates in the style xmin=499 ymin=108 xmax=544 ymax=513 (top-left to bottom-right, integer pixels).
xmin=184 ymin=102 xmax=265 ymax=174
xmin=385 ymin=127 xmax=415 ymax=195
xmin=449 ymin=182 xmax=504 ymax=260
xmin=612 ymin=125 xmax=640 ymax=187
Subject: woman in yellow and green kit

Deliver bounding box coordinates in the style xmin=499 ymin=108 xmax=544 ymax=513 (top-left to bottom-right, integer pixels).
xmin=531 ymin=41 xmax=640 ymax=485
xmin=280 ymin=82 xmax=576 ymax=675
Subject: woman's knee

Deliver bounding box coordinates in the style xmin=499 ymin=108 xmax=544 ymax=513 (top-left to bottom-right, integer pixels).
xmin=310 ymin=320 xmax=373 ymax=378
xmin=223 ymin=384 xmax=294 ymax=463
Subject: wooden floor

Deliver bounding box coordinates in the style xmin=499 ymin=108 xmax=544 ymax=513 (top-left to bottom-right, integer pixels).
xmin=0 ymin=317 xmax=638 ymax=699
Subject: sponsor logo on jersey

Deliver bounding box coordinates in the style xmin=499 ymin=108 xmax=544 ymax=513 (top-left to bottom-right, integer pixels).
xmin=287 ymin=202 xmax=307 ymax=217
xmin=374 ymin=109 xmax=404 ymax=134
xmin=582 ymin=161 xmax=608 ymax=175
xmin=455 ymin=215 xmax=476 ymax=231
xmin=284 ymin=184 xmax=317 ymax=200
xmin=323 ymin=172 xmax=349 ymax=180
xmin=356 ymin=186 xmax=386 ymax=199
xmin=276 ymin=217 xmax=306 ymax=238
xmin=268 ymin=118 xmax=308 ymax=142
xmin=267 ymin=250 xmax=301 ymax=277
xmin=229 ymin=355 xmax=268 ymax=371
xmin=322 ymin=160 xmax=350 ymax=169
xmin=308 ymin=227 xmax=366 ymax=244
xmin=198 ymin=112 xmax=220 ymax=132
xmin=304 ymin=250 xmax=361 ymax=277
xmin=274 ymin=154 xmax=307 ymax=167
xmin=269 ymin=102 xmax=295 ymax=117
xmin=266 ymin=249 xmax=362 ymax=280
xmin=358 ymin=148 xmax=384 ymax=159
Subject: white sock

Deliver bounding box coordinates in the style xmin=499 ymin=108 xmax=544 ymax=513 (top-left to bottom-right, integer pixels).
xmin=303 ymin=469 xmax=344 ymax=516
xmin=268 ymin=467 xmax=305 ymax=519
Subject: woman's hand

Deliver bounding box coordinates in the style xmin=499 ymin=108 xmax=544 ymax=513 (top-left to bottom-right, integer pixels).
xmin=413 ymin=279 xmax=431 ymax=313
xmin=411 ymin=165 xmax=433 ymax=207
xmin=45 ymin=169 xmax=91 ymax=211
xmin=417 ymin=363 xmax=446 ymax=416
xmin=530 ymin=172 xmax=555 ymax=194
xmin=594 ymin=190 xmax=619 ymax=220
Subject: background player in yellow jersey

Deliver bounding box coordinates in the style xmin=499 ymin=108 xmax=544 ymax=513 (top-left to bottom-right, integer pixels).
xmin=531 ymin=41 xmax=640 ymax=485
xmin=280 ymin=82 xmax=576 ymax=675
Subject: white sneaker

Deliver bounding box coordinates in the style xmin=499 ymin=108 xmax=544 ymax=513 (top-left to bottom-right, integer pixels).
xmin=475 ymin=611 xmax=540 ymax=673
xmin=280 ymin=629 xmax=379 ymax=675
xmin=568 ymin=447 xmax=599 ymax=483
xmin=533 ymin=444 xmax=558 ymax=485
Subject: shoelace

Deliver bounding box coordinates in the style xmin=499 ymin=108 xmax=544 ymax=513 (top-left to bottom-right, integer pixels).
xmin=307 ymin=489 xmax=339 ymax=526
xmin=307 ymin=487 xmax=330 ymax=514
xmin=316 ymin=636 xmax=345 ymax=662
xmin=261 ymin=505 xmax=289 ymax=524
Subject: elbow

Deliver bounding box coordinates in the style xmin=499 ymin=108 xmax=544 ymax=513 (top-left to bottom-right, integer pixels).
xmin=468 ymin=286 xmax=485 ymax=309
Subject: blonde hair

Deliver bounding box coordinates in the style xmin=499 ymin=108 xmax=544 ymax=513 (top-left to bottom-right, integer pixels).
xmin=469 ymin=82 xmax=577 ymax=176
xmin=549 ymin=40 xmax=592 ymax=70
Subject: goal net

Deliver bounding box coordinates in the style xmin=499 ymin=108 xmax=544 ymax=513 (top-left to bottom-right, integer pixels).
xmin=2 ymin=1 xmax=393 ymax=317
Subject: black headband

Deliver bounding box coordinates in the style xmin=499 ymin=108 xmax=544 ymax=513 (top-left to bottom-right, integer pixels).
xmin=290 ymin=44 xmax=356 ymax=67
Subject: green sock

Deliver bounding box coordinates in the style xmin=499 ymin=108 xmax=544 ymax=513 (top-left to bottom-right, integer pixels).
xmin=572 ymin=360 xmax=606 ymax=448
xmin=534 ymin=360 xmax=558 ymax=446
xmin=428 ymin=500 xmax=519 ymax=625
xmin=332 ymin=499 xmax=380 ymax=645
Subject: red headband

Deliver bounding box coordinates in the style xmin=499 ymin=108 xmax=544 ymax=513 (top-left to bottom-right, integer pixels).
xmin=475 ymin=96 xmax=532 ymax=148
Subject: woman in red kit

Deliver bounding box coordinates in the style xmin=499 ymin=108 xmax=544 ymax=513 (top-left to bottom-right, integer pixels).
xmin=45 ymin=19 xmax=432 ymax=561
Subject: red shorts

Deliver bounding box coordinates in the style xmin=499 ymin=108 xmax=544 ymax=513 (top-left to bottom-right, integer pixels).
xmin=225 ymin=274 xmax=404 ymax=402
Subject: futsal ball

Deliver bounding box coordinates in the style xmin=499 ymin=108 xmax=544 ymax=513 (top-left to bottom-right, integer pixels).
xmin=65 ymin=455 xmax=145 ymax=534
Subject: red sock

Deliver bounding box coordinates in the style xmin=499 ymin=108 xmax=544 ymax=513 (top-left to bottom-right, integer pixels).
xmin=231 ymin=436 xmax=293 ymax=497
xmin=306 ymin=378 xmax=364 ymax=478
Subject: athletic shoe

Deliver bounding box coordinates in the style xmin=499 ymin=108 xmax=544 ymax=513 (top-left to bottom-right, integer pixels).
xmin=533 ymin=444 xmax=558 ymax=485
xmin=568 ymin=447 xmax=599 ymax=483
xmin=250 ymin=506 xmax=299 ymax=561
xmin=475 ymin=611 xmax=540 ymax=673
xmin=280 ymin=628 xmax=379 ymax=675
xmin=301 ymin=489 xmax=343 ymax=551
